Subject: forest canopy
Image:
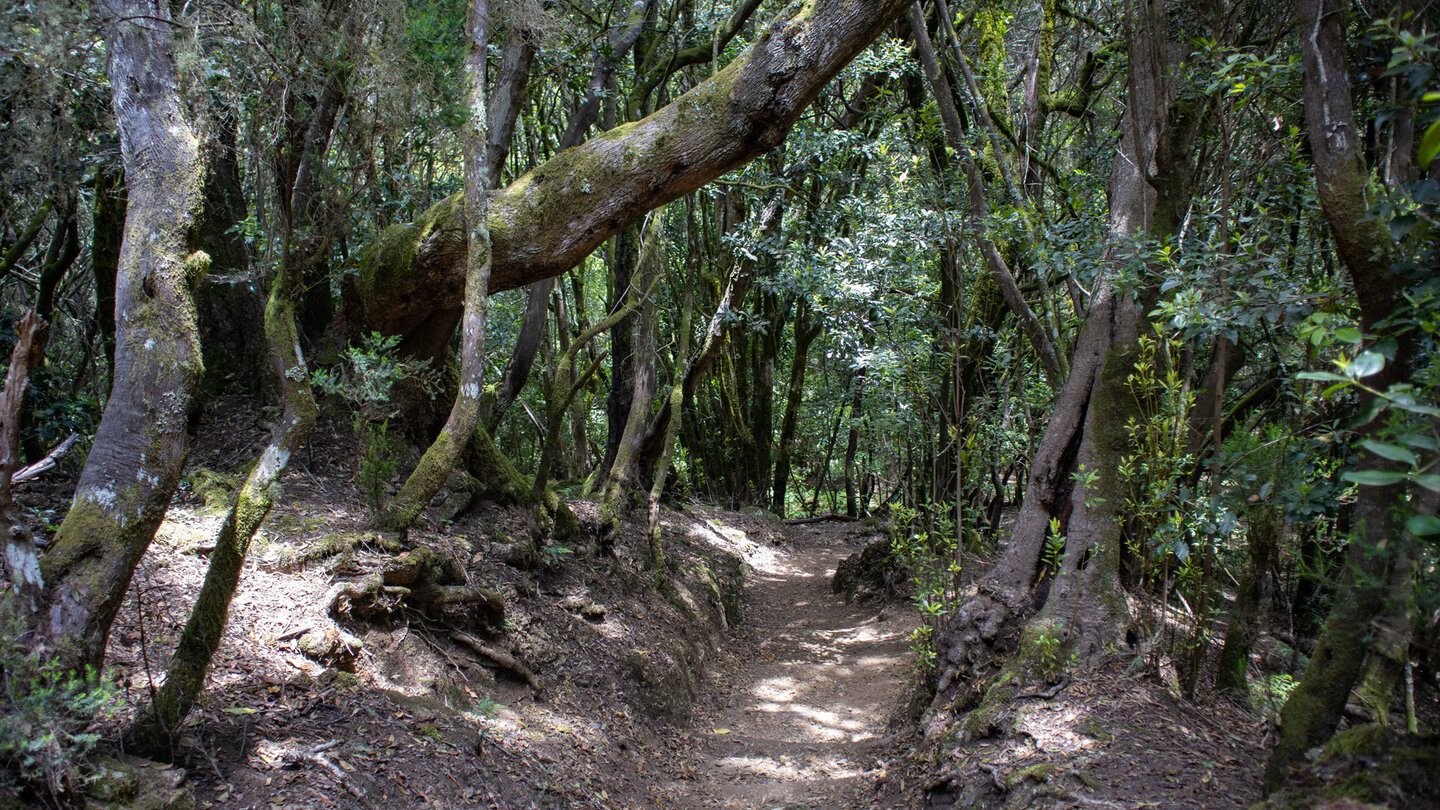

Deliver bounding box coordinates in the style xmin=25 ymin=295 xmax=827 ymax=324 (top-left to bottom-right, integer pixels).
xmin=0 ymin=0 xmax=1437 ymax=804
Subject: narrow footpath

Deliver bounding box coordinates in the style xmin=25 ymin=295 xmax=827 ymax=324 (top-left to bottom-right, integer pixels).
xmin=659 ymin=522 xmax=918 ymax=809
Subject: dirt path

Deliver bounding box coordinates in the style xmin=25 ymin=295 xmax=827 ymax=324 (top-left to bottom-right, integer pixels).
xmin=660 ymin=524 xmax=917 ymax=809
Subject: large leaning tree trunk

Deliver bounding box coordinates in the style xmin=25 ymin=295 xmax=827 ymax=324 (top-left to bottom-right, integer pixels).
xmin=929 ymin=0 xmax=1208 ymax=723
xmin=339 ymin=0 xmax=917 ymax=352
xmin=1263 ymin=0 xmax=1426 ymax=790
xmin=0 ymin=0 xmax=208 ymax=673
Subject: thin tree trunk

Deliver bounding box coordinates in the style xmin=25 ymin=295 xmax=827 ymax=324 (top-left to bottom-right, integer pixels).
xmin=1215 ymin=505 xmax=1280 ymax=695
xmin=844 ymin=366 xmax=866 ymax=517
xmin=907 ymin=3 xmax=1065 ymax=390
xmin=771 ymin=305 xmax=821 ymax=517
xmin=378 ymin=0 xmax=491 ymax=532
xmin=598 ymin=213 xmax=665 ymax=551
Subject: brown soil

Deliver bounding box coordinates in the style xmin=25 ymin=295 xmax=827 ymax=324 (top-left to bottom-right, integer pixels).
xmin=11 ymin=396 xmax=1281 ymax=810
xmin=656 ymin=521 xmax=920 ymax=809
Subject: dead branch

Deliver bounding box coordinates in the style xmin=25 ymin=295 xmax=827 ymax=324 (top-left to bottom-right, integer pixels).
xmin=783 ymin=513 xmax=860 ymax=525
xmin=10 ymin=432 xmax=79 ymax=485
xmin=451 ymin=630 xmax=542 ymax=694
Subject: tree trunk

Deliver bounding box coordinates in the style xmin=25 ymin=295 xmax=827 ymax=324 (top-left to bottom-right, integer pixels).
xmin=340 ymin=0 xmax=916 ymax=343
xmin=771 ymin=303 xmax=821 ymax=517
xmin=932 ymin=0 xmax=1203 ymax=705
xmin=91 ymin=161 xmax=126 ymax=385
xmin=598 ymin=214 xmax=665 ymax=551
xmin=1 ymin=314 xmax=50 ymax=609
xmin=1215 ymin=505 xmax=1281 ymax=695
xmin=12 ymin=0 xmax=208 ymax=672
xmin=844 ymin=366 xmax=867 ymax=517
xmin=1265 ymin=0 xmax=1422 ymax=790
xmin=378 ymin=0 xmax=491 ymax=532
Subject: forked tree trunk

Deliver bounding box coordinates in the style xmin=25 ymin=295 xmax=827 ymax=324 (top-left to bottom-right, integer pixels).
xmin=11 ymin=0 xmax=208 ymax=672
xmin=932 ymin=0 xmax=1204 ymax=707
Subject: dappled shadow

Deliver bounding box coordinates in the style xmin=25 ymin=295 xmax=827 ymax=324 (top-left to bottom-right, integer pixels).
xmin=662 ymin=529 xmax=918 ymax=808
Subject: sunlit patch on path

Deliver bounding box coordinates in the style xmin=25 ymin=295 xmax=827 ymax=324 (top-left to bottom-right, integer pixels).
xmin=661 ymin=526 xmax=917 ymax=809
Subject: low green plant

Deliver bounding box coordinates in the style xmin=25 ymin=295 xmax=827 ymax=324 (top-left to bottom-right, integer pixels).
xmin=0 ymin=624 xmax=122 ymax=799
xmin=890 ymin=504 xmax=962 ymax=674
xmin=311 ymin=332 xmax=439 ymax=509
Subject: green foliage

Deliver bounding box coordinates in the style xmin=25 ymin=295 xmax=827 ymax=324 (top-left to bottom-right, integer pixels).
xmin=890 ymin=504 xmax=961 ymax=674
xmin=1116 ymin=327 xmax=1197 ymax=589
xmin=0 ymin=623 xmax=121 ymax=799
xmin=312 ymin=332 xmax=439 ymax=508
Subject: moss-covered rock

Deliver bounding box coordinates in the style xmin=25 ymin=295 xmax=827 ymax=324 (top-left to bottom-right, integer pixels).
xmin=831 ymin=537 xmax=908 ymax=602
xmin=86 ymin=755 xmax=193 ymax=810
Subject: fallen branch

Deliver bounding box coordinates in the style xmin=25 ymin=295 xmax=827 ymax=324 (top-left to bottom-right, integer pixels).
xmin=450 ymin=630 xmax=542 ymax=694
xmin=783 ymin=513 xmax=859 ymax=525
xmin=10 ymin=432 xmax=79 ymax=485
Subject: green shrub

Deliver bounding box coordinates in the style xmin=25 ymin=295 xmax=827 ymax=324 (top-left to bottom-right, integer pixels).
xmin=0 ymin=624 xmax=121 ymax=800
xmin=311 ymin=332 xmax=439 ymax=509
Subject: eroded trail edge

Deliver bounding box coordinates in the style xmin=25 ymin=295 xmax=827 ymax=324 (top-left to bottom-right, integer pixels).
xmin=661 ymin=522 xmax=917 ymax=809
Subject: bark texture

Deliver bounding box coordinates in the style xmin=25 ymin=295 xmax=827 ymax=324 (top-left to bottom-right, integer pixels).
xmin=19 ymin=0 xmax=207 ymax=670
xmin=342 ymin=0 xmax=915 ymax=341
xmin=1265 ymin=0 xmax=1419 ymax=790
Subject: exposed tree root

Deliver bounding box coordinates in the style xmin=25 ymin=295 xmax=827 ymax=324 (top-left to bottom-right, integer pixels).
xmin=450 ymin=630 xmax=542 ymax=694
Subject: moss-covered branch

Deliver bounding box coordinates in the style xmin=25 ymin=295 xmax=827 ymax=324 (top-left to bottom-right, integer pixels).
xmin=341 ymin=0 xmax=915 ymax=341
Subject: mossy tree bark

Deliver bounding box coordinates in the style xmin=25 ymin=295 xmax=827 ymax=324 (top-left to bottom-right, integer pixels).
xmin=598 ymin=213 xmax=666 ymax=553
xmin=13 ymin=0 xmax=208 ymax=673
xmin=931 ymin=0 xmax=1208 ymax=705
xmin=1265 ymin=0 xmax=1424 ymax=789
xmin=1215 ymin=505 xmax=1280 ymax=696
xmin=378 ymin=0 xmax=492 ymax=533
xmin=339 ymin=0 xmax=918 ymax=343
xmin=137 ymin=237 xmax=320 ymax=747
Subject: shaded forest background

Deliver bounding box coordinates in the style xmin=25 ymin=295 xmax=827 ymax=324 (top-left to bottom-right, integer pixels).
xmin=0 ymin=0 xmax=1437 ymax=805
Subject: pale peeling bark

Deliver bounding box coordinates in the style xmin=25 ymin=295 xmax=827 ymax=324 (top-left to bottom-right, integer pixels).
xmin=342 ymin=0 xmax=916 ymax=341
xmin=18 ymin=0 xmax=207 ymax=671
xmin=1 ymin=313 xmax=50 ymax=608
xmin=378 ymin=0 xmax=492 ymax=532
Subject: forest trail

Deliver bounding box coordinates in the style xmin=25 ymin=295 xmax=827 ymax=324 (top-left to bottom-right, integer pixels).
xmin=659 ymin=522 xmax=917 ymax=809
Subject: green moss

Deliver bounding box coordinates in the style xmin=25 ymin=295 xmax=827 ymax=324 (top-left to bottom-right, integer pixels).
xmin=1004 ymin=762 xmax=1057 ymax=789
xmin=186 ymin=468 xmax=240 ymax=511
xmin=354 ymin=194 xmax=463 ymax=303
xmin=1256 ymin=726 xmax=1440 ymax=809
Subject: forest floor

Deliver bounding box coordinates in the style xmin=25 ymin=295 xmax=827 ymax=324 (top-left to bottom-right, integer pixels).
xmin=24 ymin=396 xmax=924 ymax=810
xmin=14 ymin=396 xmax=1292 ymax=810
